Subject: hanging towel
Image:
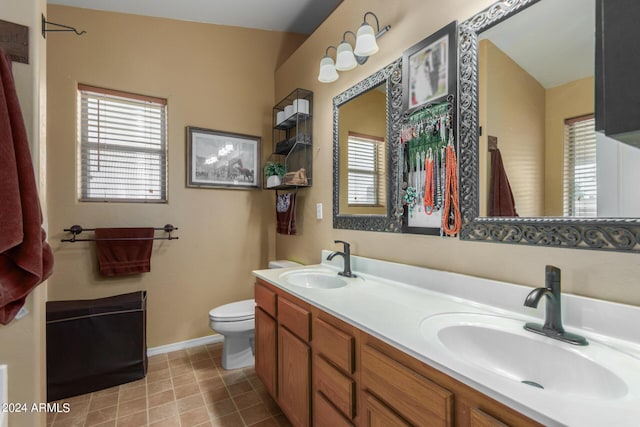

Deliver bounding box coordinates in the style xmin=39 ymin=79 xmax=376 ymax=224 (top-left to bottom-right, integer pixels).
xmin=95 ymin=228 xmax=155 ymax=276
xmin=276 ymin=191 xmax=297 ymax=235
xmin=0 ymin=49 xmax=54 ymax=324
xmin=488 ymin=148 xmax=519 ymax=217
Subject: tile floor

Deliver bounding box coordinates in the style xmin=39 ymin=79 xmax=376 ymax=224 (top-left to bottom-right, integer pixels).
xmin=46 ymin=342 xmax=292 ymax=427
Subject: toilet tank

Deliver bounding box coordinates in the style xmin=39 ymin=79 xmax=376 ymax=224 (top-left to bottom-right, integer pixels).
xmin=269 ymin=260 xmax=301 ymax=269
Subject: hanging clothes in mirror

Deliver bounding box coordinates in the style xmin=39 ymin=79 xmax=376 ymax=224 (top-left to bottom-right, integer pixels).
xmin=488 ymin=136 xmax=518 ymax=217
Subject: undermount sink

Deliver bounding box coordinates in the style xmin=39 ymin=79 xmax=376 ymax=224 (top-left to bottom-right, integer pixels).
xmin=281 ymin=269 xmax=347 ymax=289
xmin=420 ymin=313 xmax=636 ymax=400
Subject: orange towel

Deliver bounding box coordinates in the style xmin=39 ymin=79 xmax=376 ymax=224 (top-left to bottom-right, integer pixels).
xmin=0 ymin=49 xmax=54 ymax=324
xmin=95 ymin=228 xmax=154 ymax=276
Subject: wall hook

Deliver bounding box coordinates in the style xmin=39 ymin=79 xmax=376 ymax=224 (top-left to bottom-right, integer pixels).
xmin=42 ymin=14 xmax=86 ymax=39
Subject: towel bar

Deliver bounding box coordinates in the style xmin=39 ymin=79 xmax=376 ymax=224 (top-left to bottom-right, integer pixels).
xmin=61 ymin=224 xmax=179 ymax=242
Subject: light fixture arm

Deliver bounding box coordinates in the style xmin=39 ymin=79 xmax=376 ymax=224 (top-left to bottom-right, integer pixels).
xmin=324 ymin=45 xmax=337 ymax=58
xmin=363 ymin=11 xmax=391 ymax=38
xmin=342 ymin=30 xmax=357 ymax=43
xmin=363 ymin=11 xmax=380 ymax=32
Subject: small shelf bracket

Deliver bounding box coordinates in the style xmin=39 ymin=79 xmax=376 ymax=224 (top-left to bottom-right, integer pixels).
xmin=42 ymin=14 xmax=86 ymax=39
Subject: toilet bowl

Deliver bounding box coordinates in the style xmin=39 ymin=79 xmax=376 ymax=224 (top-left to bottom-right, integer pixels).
xmin=209 ymin=299 xmax=255 ymax=370
xmin=209 ymin=260 xmax=300 ymax=370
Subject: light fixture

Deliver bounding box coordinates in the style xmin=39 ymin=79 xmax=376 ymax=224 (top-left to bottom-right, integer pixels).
xmin=318 ymin=46 xmax=339 ymax=83
xmin=354 ymin=12 xmax=390 ymax=57
xmin=335 ymin=31 xmax=358 ymax=71
xmin=318 ymin=11 xmax=391 ymax=83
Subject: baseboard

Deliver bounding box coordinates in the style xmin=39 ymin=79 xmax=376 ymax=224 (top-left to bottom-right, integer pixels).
xmin=147 ymin=334 xmax=224 ymax=357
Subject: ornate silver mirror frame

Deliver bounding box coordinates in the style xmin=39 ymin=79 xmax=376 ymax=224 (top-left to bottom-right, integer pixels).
xmin=458 ymin=0 xmax=640 ymax=251
xmin=333 ymin=58 xmax=404 ymax=232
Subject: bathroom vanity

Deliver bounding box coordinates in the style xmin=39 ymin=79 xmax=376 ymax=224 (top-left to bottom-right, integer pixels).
xmin=253 ymin=253 xmax=640 ymax=426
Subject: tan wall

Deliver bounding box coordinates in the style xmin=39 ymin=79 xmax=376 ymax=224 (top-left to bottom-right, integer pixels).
xmin=46 ymin=5 xmax=306 ymax=347
xmin=0 ymin=0 xmax=48 ymax=425
xmin=544 ymin=76 xmax=595 ymax=216
xmin=480 ymin=40 xmax=546 ymax=217
xmin=274 ymin=0 xmax=640 ymax=306
xmin=339 ymin=88 xmax=386 ymax=215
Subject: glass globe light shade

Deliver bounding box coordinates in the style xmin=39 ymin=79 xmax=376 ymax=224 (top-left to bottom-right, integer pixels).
xmin=318 ymin=56 xmax=339 ymax=83
xmin=354 ymin=23 xmax=379 ymax=57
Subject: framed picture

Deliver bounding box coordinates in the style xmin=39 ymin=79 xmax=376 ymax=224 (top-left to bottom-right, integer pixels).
xmin=186 ymin=126 xmax=261 ymax=189
xmin=402 ymin=21 xmax=457 ymax=115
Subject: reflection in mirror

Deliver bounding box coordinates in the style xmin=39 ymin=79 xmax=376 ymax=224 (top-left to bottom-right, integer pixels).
xmin=333 ymin=59 xmax=403 ymax=232
xmin=478 ymin=0 xmax=596 ymax=218
xmin=458 ymin=0 xmax=640 ymax=251
xmin=339 ymin=83 xmax=387 ymax=216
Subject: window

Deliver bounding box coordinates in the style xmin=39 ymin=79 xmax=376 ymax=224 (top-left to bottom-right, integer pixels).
xmin=563 ymin=114 xmax=596 ymax=217
xmin=347 ymin=133 xmax=385 ymax=206
xmin=78 ymin=85 xmax=167 ymax=202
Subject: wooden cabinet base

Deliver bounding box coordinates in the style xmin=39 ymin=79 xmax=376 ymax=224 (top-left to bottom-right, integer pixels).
xmin=255 ymin=278 xmax=541 ymax=427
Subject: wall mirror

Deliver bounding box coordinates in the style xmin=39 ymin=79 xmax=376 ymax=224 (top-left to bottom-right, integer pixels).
xmin=333 ymin=58 xmax=404 ymax=232
xmin=459 ymin=0 xmax=640 ymax=251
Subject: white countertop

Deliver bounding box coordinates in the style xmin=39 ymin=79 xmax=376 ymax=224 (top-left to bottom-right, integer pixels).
xmin=253 ymin=251 xmax=640 ymax=426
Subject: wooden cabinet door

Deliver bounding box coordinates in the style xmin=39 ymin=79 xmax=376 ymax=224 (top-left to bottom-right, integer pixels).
xmin=255 ymin=307 xmax=277 ymax=398
xmin=363 ymin=392 xmax=411 ymax=427
xmin=279 ymin=326 xmax=311 ymax=427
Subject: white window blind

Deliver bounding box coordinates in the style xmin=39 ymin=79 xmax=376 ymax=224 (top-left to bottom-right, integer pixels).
xmin=347 ymin=133 xmax=385 ymax=206
xmin=563 ymin=115 xmax=596 ymax=217
xmin=79 ymin=84 xmax=167 ymax=202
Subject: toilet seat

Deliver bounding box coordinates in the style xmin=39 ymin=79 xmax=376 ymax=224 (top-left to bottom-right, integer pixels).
xmin=209 ymin=299 xmax=254 ymax=322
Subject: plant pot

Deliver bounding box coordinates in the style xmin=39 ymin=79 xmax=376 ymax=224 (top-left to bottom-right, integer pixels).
xmin=266 ymin=175 xmax=282 ymax=188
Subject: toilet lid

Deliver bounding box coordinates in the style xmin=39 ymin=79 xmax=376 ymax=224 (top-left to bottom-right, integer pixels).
xmin=209 ymin=299 xmax=255 ymax=321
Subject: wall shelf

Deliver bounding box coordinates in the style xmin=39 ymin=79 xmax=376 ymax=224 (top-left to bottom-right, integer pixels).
xmin=265 ymin=88 xmax=313 ymax=189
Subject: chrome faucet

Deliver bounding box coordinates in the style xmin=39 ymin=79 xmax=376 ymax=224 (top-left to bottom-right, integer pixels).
xmin=327 ymin=240 xmax=356 ymax=277
xmin=523 ymin=265 xmax=587 ymax=346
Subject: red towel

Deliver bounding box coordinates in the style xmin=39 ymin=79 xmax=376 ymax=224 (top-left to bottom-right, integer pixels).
xmin=0 ymin=49 xmax=54 ymax=324
xmin=488 ymin=148 xmax=519 ymax=217
xmin=95 ymin=228 xmax=154 ymax=276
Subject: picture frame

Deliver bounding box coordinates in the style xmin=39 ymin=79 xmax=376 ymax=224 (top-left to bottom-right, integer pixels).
xmin=186 ymin=126 xmax=261 ymax=189
xmin=402 ymin=21 xmax=457 ymax=115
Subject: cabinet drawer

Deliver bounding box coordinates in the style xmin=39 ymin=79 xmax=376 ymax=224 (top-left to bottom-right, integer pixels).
xmin=278 ymin=297 xmax=310 ymax=342
xmin=314 ymin=317 xmax=355 ymax=373
xmin=255 ymin=282 xmax=277 ymax=317
xmin=362 ymin=344 xmax=453 ymax=427
xmin=314 ymin=391 xmax=354 ymax=427
xmin=470 ymin=408 xmax=510 ymax=427
xmin=314 ymin=355 xmax=355 ymax=419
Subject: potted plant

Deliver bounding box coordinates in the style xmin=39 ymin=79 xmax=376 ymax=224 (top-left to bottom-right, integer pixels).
xmin=264 ymin=162 xmax=286 ymax=188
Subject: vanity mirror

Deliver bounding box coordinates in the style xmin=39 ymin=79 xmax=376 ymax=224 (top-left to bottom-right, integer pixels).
xmin=333 ymin=58 xmax=404 ymax=232
xmin=458 ymin=0 xmax=640 ymax=251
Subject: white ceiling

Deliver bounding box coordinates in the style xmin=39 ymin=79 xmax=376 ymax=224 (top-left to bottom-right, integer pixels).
xmin=480 ymin=0 xmax=595 ymax=89
xmin=47 ymin=0 xmax=343 ymax=34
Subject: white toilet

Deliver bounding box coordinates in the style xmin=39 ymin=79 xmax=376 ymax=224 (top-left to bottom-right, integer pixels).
xmin=209 ymin=260 xmax=301 ymax=370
